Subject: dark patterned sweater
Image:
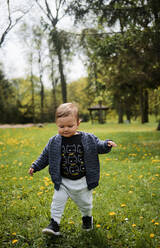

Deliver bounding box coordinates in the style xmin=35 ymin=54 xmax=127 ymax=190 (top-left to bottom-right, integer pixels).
xmin=31 ymin=131 xmax=112 ymax=190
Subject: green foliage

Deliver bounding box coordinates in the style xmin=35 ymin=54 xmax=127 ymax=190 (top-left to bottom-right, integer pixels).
xmin=0 ymin=122 xmax=160 ymax=247
xmin=79 ymin=24 xmax=160 ymax=122
xmin=68 ymin=0 xmax=160 ymax=123
xmin=0 ymin=67 xmax=20 ymax=123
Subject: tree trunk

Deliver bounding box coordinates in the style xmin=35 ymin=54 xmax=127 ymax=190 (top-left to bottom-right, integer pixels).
xmin=157 ymin=121 xmax=160 ymax=131
xmin=140 ymin=87 xmax=149 ymax=124
xmin=51 ymin=29 xmax=67 ymax=103
xmin=31 ymin=74 xmax=35 ymax=123
xmin=52 ymin=78 xmax=58 ymax=121
xmin=125 ymin=101 xmax=131 ymax=123
xmin=40 ymin=77 xmax=44 ymax=122
xmin=38 ymin=50 xmax=44 ymax=122
xmin=30 ymin=53 xmax=35 ymax=123
xmin=126 ymin=110 xmax=131 ymax=123
xmin=144 ymin=89 xmax=149 ymax=123
xmin=57 ymin=49 xmax=67 ymax=103
xmin=118 ymin=103 xmax=124 ymax=123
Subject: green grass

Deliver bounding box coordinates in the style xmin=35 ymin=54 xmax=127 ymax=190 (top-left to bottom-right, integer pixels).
xmin=0 ymin=122 xmax=160 ymax=248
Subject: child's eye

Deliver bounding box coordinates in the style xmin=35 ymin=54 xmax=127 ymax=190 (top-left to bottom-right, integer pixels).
xmin=68 ymin=125 xmax=73 ymax=128
xmin=60 ymin=126 xmax=64 ymax=128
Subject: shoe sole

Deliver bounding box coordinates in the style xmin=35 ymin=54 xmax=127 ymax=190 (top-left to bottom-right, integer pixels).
xmin=82 ymin=224 xmax=93 ymax=231
xmin=82 ymin=227 xmax=93 ymax=231
xmin=42 ymin=228 xmax=61 ymax=236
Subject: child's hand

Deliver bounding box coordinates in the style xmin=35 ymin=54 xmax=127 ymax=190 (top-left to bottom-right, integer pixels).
xmin=29 ymin=167 xmax=34 ymax=176
xmin=107 ymin=140 xmax=117 ymax=147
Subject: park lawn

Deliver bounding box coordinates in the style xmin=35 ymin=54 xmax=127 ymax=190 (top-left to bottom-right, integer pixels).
xmin=0 ymin=122 xmax=160 ymax=248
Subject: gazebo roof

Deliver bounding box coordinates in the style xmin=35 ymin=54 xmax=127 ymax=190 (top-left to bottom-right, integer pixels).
xmin=88 ymin=104 xmax=109 ymax=111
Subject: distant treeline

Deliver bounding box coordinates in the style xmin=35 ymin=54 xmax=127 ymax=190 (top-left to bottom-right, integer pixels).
xmin=0 ymin=68 xmax=159 ymax=124
xmin=0 ymin=0 xmax=160 ymax=124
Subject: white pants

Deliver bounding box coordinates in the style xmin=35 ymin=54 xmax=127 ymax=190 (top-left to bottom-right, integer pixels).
xmin=51 ymin=177 xmax=93 ymax=224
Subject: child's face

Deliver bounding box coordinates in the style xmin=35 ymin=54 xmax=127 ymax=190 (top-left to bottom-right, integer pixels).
xmin=56 ymin=114 xmax=80 ymax=137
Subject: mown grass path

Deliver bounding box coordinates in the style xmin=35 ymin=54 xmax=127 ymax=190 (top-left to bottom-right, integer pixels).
xmin=0 ymin=123 xmax=160 ymax=248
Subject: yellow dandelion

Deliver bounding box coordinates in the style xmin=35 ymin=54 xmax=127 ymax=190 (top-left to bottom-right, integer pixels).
xmin=105 ymin=173 xmax=110 ymax=176
xmin=150 ymin=233 xmax=155 ymax=238
xmin=37 ymin=192 xmax=43 ymax=196
xmin=121 ymin=203 xmax=126 ymax=207
xmin=12 ymin=232 xmax=16 ymax=235
xmin=19 ymin=177 xmax=23 ymax=180
xmin=139 ymin=175 xmax=143 ymax=179
xmin=128 ymin=191 xmax=133 ymax=194
xmin=96 ymin=224 xmax=101 ymax=228
xmin=109 ymin=212 xmax=116 ymax=216
xmin=151 ymin=219 xmax=155 ymax=223
xmin=45 ymin=182 xmax=49 ymax=187
xmin=154 ymin=222 xmax=159 ymax=225
xmin=44 ymin=177 xmax=49 ymax=181
xmin=69 ymin=220 xmax=74 ymax=224
xmin=152 ymin=160 xmax=160 ymax=163
xmin=12 ymin=239 xmax=18 ymax=244
xmin=132 ymin=224 xmax=136 ymax=227
xmin=40 ymin=186 xmax=45 ymax=190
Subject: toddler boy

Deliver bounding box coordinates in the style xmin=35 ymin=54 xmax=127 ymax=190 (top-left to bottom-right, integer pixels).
xmin=29 ymin=103 xmax=117 ymax=235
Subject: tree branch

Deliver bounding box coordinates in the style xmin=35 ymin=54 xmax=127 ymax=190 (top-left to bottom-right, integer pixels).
xmin=0 ymin=1 xmax=33 ymax=47
xmin=0 ymin=0 xmax=12 ymax=47
xmin=45 ymin=0 xmax=57 ymax=26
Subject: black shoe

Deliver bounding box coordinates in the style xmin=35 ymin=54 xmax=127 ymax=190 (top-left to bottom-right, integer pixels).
xmin=82 ymin=216 xmax=93 ymax=231
xmin=42 ymin=219 xmax=60 ymax=235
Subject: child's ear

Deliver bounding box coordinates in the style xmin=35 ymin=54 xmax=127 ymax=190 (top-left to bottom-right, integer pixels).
xmin=78 ymin=119 xmax=81 ymax=126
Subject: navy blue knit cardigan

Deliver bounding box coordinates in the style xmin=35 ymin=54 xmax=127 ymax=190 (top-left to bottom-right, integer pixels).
xmin=31 ymin=131 xmax=112 ymax=190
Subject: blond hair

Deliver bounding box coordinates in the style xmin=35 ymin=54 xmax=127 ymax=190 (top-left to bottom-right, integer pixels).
xmin=56 ymin=103 xmax=79 ymax=121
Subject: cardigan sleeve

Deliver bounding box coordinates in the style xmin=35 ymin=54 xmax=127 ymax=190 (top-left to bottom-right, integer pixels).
xmin=31 ymin=141 xmax=50 ymax=172
xmin=94 ymin=136 xmax=112 ymax=154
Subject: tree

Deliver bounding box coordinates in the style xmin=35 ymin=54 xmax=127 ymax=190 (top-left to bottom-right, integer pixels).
xmin=30 ymin=52 xmax=35 ymax=123
xmin=34 ymin=0 xmax=71 ymax=103
xmin=79 ymin=28 xmax=138 ymax=123
xmin=67 ymin=0 xmax=160 ymax=123
xmin=0 ymin=0 xmax=32 ymax=47
xmin=48 ymin=43 xmax=58 ymax=119
xmin=32 ymin=26 xmax=46 ymax=122
xmin=48 ymin=28 xmax=73 ymax=103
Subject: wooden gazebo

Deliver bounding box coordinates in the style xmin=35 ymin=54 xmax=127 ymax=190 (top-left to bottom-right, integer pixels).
xmin=88 ymin=101 xmax=109 ymax=124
